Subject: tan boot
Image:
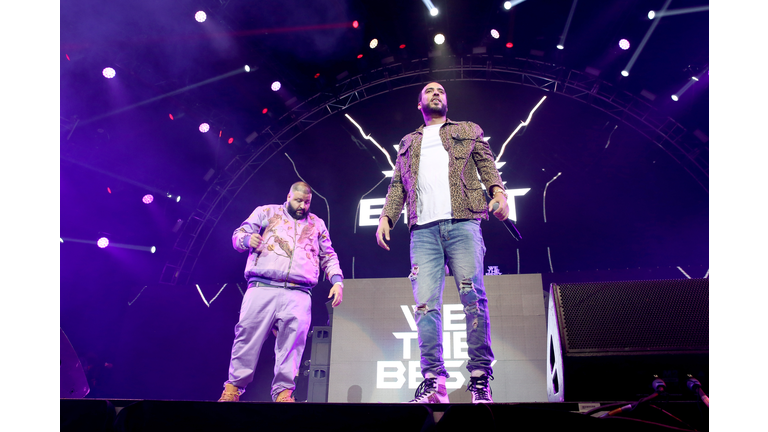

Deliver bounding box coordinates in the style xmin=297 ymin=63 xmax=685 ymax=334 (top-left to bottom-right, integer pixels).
xmin=218 ymin=383 xmax=240 ymax=402
xmin=274 ymin=389 xmax=295 ymax=402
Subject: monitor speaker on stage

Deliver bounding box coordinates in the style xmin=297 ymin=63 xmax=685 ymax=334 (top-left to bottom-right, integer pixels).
xmin=306 ymin=326 xmax=332 ymax=402
xmin=546 ymin=278 xmax=708 ymax=402
xmin=61 ymin=328 xmax=90 ymax=398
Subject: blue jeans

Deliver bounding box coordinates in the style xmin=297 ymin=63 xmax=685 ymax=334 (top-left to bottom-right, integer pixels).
xmin=409 ymin=219 xmax=494 ymax=378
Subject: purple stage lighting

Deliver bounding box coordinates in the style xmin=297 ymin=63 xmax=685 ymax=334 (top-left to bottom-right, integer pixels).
xmin=97 ymin=237 xmax=109 ymax=248
xmin=195 ymin=11 xmax=207 ymax=22
xmin=619 ymin=39 xmax=630 ymax=50
xmin=102 ymin=67 xmax=116 ymax=79
xmin=142 ymin=194 xmax=154 ymax=204
xmin=271 ymin=81 xmax=281 ymax=91
xmin=199 ymin=123 xmax=210 ymax=133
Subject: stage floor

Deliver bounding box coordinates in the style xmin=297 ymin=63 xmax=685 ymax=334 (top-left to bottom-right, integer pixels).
xmin=61 ymin=398 xmax=708 ymax=432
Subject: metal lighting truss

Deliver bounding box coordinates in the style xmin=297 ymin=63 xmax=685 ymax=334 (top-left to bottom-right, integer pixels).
xmin=159 ymin=55 xmax=709 ymax=285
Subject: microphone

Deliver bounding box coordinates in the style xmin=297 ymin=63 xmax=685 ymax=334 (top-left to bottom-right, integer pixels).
xmin=492 ymin=202 xmax=522 ymax=240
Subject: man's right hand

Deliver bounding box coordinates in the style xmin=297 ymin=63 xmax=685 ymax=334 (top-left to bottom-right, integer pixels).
xmin=248 ymin=233 xmax=263 ymax=249
xmin=376 ymin=217 xmax=391 ymax=251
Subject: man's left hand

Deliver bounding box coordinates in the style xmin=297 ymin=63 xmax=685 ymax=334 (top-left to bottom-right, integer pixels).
xmin=489 ymin=193 xmax=510 ymax=221
xmin=328 ymin=282 xmax=343 ymax=307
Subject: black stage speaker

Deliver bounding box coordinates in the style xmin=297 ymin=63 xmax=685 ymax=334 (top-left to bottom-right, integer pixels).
xmin=306 ymin=325 xmax=332 ymax=402
xmin=61 ymin=328 xmax=90 ymax=398
xmin=546 ymin=279 xmax=708 ymax=402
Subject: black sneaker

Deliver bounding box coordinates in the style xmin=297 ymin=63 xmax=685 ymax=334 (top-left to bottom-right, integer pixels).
xmin=467 ymin=375 xmax=493 ymax=403
xmin=408 ymin=377 xmax=450 ymax=403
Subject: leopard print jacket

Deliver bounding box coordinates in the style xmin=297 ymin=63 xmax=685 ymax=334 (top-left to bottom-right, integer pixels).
xmin=381 ymin=119 xmax=505 ymax=231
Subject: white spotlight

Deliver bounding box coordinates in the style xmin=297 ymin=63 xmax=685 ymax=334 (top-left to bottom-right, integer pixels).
xmin=648 ymin=10 xmax=656 ymax=19
xmin=619 ymin=39 xmax=630 ymax=50
xmin=369 ymin=39 xmax=379 ymax=49
xmin=504 ymin=1 xmax=513 ymax=10
xmin=244 ymin=65 xmax=251 ymax=72
xmin=102 ymin=67 xmax=116 ymax=79
xmin=199 ymin=123 xmax=210 ymax=133
xmin=490 ymin=29 xmax=500 ymax=39
xmin=151 ymin=246 xmax=157 ymax=254
xmin=556 ymin=44 xmax=564 ymax=50
xmin=434 ymin=34 xmax=445 ymax=45
xmin=271 ymin=81 xmax=281 ymax=91
xmin=195 ymin=11 xmax=207 ymax=22
xmin=621 ymin=70 xmax=629 ymax=77
xmin=671 ymin=94 xmax=679 ymax=101
xmin=430 ymin=8 xmax=439 ymax=16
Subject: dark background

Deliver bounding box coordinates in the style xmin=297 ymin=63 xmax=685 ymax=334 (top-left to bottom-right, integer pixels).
xmin=58 ymin=0 xmax=709 ymax=402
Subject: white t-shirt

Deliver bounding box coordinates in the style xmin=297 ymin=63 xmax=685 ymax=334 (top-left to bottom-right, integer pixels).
xmin=416 ymin=124 xmax=452 ymax=225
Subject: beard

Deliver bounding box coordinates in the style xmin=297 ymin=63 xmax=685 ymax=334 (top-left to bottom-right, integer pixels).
xmin=422 ymin=99 xmax=447 ymax=117
xmin=286 ymin=203 xmax=308 ymax=220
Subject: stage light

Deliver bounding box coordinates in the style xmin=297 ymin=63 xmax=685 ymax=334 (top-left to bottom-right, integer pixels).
xmin=434 ymin=34 xmax=445 ymax=45
xmin=97 ymin=237 xmax=109 ymax=248
xmin=556 ymin=44 xmax=564 ymax=50
xmin=506 ymin=42 xmax=513 ymax=48
xmin=314 ymin=73 xmax=320 ymax=78
xmin=691 ymin=76 xmax=699 ymax=81
xmin=102 ymin=67 xmax=116 ymax=79
xmin=621 ymin=70 xmax=629 ymax=77
xmin=262 ymin=108 xmax=268 ymax=114
xmin=491 ymin=29 xmax=500 ymax=39
xmin=151 ymin=246 xmax=157 ymax=253
xmin=195 ymin=11 xmax=207 ymax=22
xmin=648 ymin=10 xmax=656 ymax=19
xmin=176 ymin=196 xmax=181 ymax=202
xmin=66 ymin=54 xmax=70 ymax=61
xmin=619 ymin=39 xmax=630 ymax=50
xmin=430 ymin=8 xmax=439 ymax=16
xmin=244 ymin=65 xmax=251 ymax=72
xmin=228 ymin=138 xmax=234 ymax=144
xmin=271 ymin=81 xmax=281 ymax=91
xmin=671 ymin=94 xmax=679 ymax=101
xmin=142 ymin=194 xmax=154 ymax=204
xmin=352 ymin=20 xmax=359 ymax=28
xmin=357 ymin=54 xmax=363 ymax=58
xmin=370 ymin=39 xmax=378 ymax=49
xmin=399 ymin=44 xmax=406 ymax=49
xmin=504 ymin=1 xmax=512 ymax=9
xmin=199 ymin=123 xmax=210 ymax=133
xmin=169 ymin=114 xmax=174 ymax=120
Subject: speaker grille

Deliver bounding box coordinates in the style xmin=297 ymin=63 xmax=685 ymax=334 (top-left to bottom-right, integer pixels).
xmin=553 ymin=279 xmax=708 ymax=353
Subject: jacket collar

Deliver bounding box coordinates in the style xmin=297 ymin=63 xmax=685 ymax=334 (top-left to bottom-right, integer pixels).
xmin=415 ymin=118 xmax=457 ymax=134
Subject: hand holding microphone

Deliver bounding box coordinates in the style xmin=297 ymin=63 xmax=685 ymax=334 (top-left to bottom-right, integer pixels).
xmin=493 ymin=202 xmax=522 ymax=240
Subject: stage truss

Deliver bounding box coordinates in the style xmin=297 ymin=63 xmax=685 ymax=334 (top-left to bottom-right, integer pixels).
xmin=159 ymin=55 xmax=709 ymax=285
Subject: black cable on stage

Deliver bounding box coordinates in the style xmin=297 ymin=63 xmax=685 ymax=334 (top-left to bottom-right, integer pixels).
xmin=648 ymin=404 xmax=698 ymax=431
xmin=602 ymin=415 xmax=698 ymax=431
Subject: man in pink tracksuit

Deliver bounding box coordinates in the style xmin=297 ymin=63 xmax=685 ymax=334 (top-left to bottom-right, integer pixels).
xmin=218 ymin=181 xmax=344 ymax=402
